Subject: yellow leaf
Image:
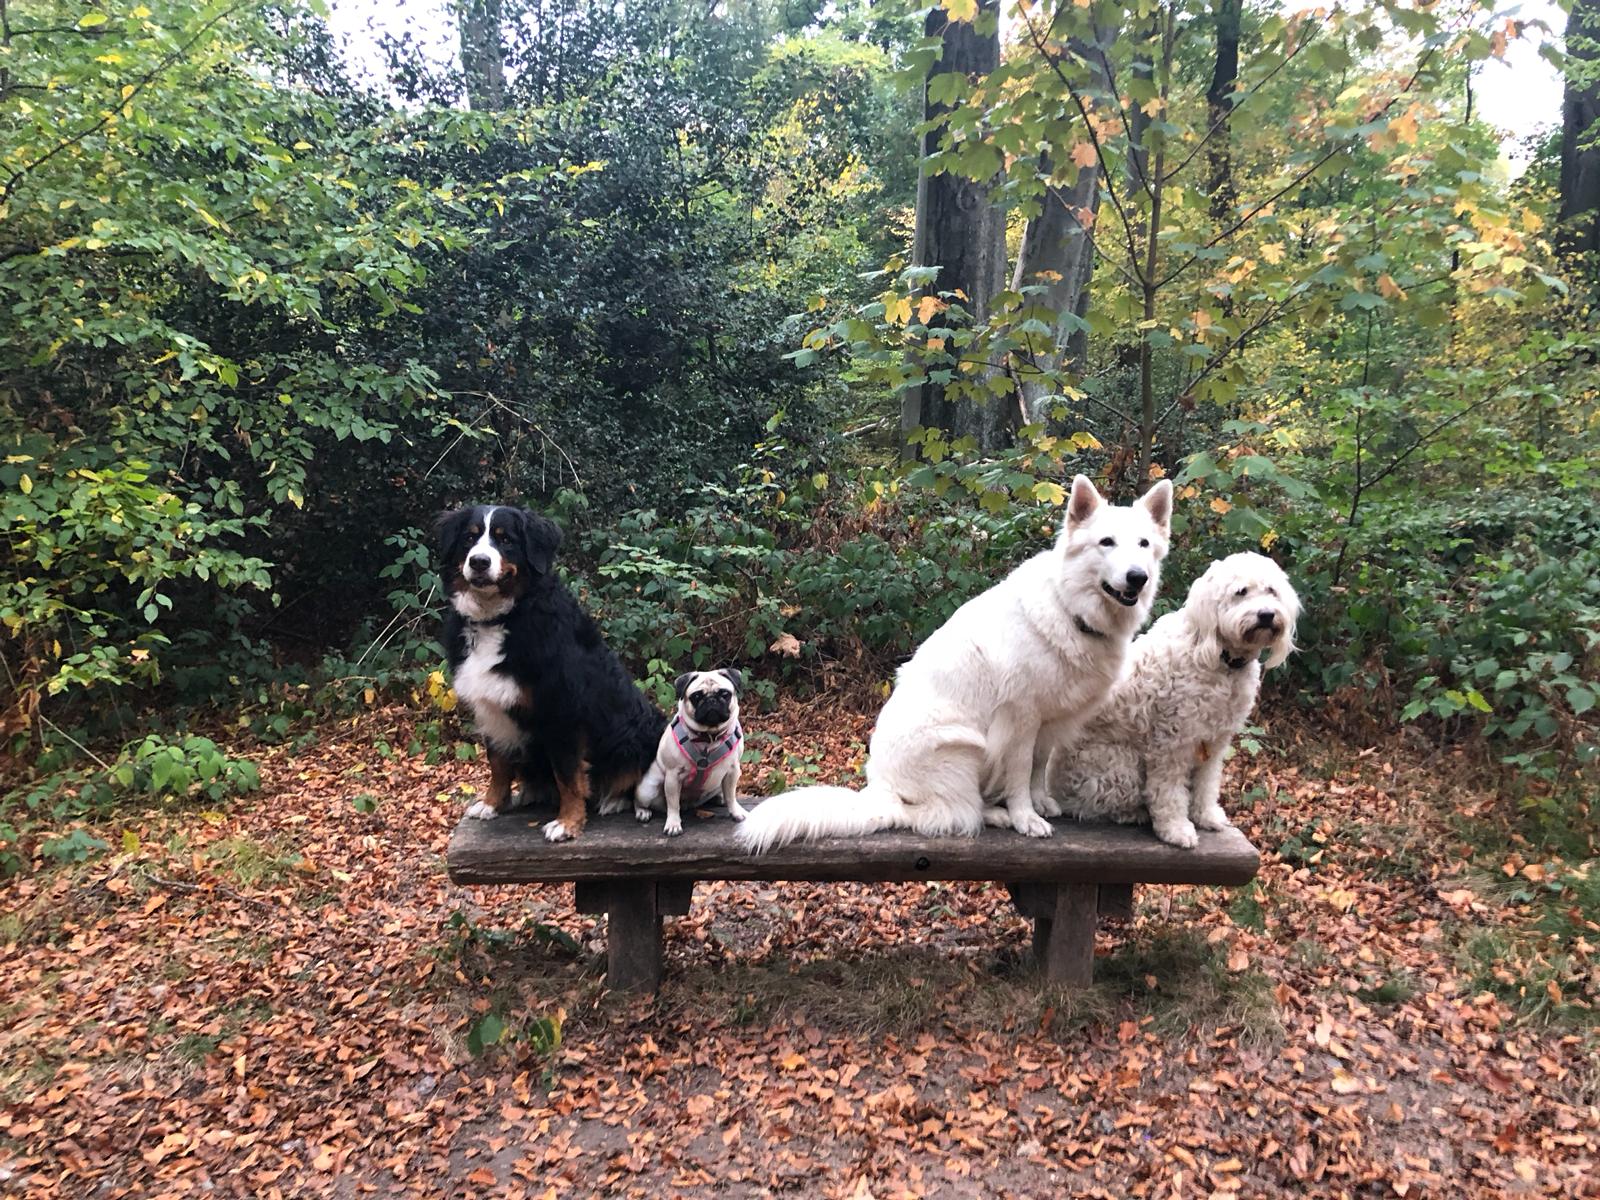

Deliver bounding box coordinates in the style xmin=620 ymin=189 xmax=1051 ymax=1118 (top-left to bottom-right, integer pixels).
xmin=293 ymin=141 xmax=312 ymax=151
xmin=916 ymin=295 xmax=946 ymax=324
xmin=941 ymin=0 xmax=978 ymax=21
xmin=19 ymin=474 xmax=32 ymax=494
xmin=1209 ymin=497 xmax=1231 ymax=514
xmin=1070 ymin=141 xmax=1098 ymax=169
xmin=1260 ymin=529 xmax=1279 ymax=550
xmin=1389 ymin=111 xmax=1419 ymax=145
xmin=1377 ymin=273 xmax=1406 ymax=301
xmin=1261 ymin=242 xmax=1285 ymax=265
xmin=883 ymin=295 xmax=912 ymax=325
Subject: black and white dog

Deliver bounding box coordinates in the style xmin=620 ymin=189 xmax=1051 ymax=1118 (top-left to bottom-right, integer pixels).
xmin=437 ymin=504 xmax=664 ymax=842
xmin=628 ymin=669 xmax=747 ymax=836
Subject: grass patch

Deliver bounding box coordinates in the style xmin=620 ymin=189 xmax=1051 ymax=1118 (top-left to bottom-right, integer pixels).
xmin=665 ymin=927 xmax=1283 ymax=1048
xmin=205 ymin=834 xmax=302 ymax=888
xmin=1227 ymin=881 xmax=1266 ymax=932
xmin=1356 ymin=970 xmax=1419 ymax=1006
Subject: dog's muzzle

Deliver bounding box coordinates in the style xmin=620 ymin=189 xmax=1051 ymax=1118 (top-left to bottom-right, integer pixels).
xmin=690 ymin=700 xmax=731 ymax=726
xmin=1107 ymin=572 xmax=1145 ymax=611
xmin=1253 ymin=610 xmax=1280 ymax=632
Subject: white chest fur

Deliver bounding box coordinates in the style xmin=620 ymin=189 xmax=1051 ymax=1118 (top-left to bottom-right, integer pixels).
xmin=452 ymin=624 xmax=526 ymax=751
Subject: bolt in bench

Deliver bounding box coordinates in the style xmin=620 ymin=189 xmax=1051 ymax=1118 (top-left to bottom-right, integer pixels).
xmin=446 ymin=799 xmax=1260 ymax=993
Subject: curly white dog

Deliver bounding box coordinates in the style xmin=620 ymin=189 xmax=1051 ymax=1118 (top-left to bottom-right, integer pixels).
xmin=1046 ymin=552 xmax=1300 ymax=849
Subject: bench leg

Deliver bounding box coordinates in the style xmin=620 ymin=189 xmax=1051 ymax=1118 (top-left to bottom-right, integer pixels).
xmin=1098 ymin=883 xmax=1136 ymax=922
xmin=1007 ymin=882 xmax=1098 ymax=987
xmin=574 ymin=880 xmax=698 ymax=993
xmin=573 ymin=880 xmax=662 ymax=993
xmin=1038 ymin=884 xmax=1097 ymax=987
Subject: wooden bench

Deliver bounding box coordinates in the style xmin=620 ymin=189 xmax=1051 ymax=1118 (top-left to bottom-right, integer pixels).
xmin=446 ymin=800 xmax=1259 ymax=993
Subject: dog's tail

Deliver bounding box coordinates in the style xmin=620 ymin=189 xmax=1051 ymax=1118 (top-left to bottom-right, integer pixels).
xmin=734 ymin=784 xmax=908 ymax=855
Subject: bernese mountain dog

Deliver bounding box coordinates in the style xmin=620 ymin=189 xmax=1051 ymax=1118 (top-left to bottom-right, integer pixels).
xmin=437 ymin=505 xmax=665 ymax=842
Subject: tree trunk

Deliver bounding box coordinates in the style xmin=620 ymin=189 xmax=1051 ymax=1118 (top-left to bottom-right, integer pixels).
xmin=459 ymin=0 xmax=506 ymax=112
xmin=1560 ymin=0 xmax=1600 ymax=259
xmin=1010 ymin=19 xmax=1118 ymax=422
xmin=900 ymin=0 xmax=1014 ymax=457
xmin=1206 ymin=0 xmax=1241 ymax=224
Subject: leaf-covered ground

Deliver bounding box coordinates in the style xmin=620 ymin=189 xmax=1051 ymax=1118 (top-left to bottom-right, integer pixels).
xmin=2 ymin=699 xmax=1595 ymax=1198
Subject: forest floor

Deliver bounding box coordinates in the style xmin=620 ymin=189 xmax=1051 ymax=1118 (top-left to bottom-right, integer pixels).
xmin=1 ymin=695 xmax=1595 ymax=1199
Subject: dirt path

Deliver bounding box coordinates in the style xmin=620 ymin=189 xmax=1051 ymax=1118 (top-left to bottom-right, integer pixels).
xmin=1 ymin=702 xmax=1594 ymax=1198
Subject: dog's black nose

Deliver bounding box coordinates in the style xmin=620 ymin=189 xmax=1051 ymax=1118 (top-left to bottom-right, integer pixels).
xmin=1124 ymin=569 xmax=1148 ymax=593
xmin=1256 ymin=610 xmax=1277 ymax=627
xmin=468 ymin=554 xmax=491 ymax=573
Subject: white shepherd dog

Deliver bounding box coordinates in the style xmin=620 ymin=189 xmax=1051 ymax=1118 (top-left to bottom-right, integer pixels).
xmin=736 ymin=475 xmax=1174 ymax=854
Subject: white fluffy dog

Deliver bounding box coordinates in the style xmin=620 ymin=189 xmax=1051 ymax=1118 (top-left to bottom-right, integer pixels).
xmin=736 ymin=475 xmax=1173 ymax=853
xmin=1046 ymin=552 xmax=1300 ymax=849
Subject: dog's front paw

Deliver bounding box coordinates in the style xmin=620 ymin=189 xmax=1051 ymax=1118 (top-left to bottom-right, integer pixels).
xmin=1153 ymin=818 xmax=1199 ymax=849
xmin=1031 ymin=789 xmax=1063 ymax=818
xmin=728 ymin=802 xmax=748 ymax=823
xmin=542 ymin=819 xmax=575 ymax=843
xmin=1012 ymin=807 xmax=1055 ymax=838
xmin=464 ymin=800 xmax=499 ymax=821
xmin=662 ymin=816 xmax=683 ymax=837
xmin=1192 ymin=805 xmax=1232 ymax=832
xmin=634 ymin=807 xmax=653 ymax=823
xmin=597 ymin=795 xmax=630 ymax=817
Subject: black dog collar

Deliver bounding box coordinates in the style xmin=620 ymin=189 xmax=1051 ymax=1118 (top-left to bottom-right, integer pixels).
xmin=1073 ymin=613 xmax=1106 ymax=640
xmin=467 ymin=611 xmax=512 ymax=627
xmin=1221 ymin=649 xmax=1251 ymax=671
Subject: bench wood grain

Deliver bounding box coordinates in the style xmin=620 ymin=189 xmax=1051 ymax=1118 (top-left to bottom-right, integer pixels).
xmin=447 ymin=799 xmax=1259 ymax=993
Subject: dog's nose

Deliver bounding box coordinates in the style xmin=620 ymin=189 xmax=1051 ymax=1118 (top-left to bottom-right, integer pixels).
xmin=1124 ymin=569 xmax=1149 ymax=594
xmin=468 ymin=554 xmax=491 ymax=573
xmin=1256 ymin=610 xmax=1277 ymax=627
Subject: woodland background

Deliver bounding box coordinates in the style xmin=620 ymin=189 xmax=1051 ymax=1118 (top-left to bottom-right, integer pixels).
xmin=1 ymin=2 xmax=1598 ymax=1194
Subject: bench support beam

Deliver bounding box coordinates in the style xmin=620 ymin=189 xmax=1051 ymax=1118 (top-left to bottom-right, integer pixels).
xmin=1008 ymin=881 xmax=1108 ymax=987
xmin=573 ymin=880 xmax=696 ymax=993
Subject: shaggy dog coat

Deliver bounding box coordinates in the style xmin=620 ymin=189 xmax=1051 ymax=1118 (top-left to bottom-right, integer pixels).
xmin=1047 ymin=552 xmax=1300 ymax=848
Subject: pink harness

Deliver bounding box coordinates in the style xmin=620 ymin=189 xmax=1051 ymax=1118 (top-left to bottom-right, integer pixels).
xmin=668 ymin=714 xmax=743 ymax=803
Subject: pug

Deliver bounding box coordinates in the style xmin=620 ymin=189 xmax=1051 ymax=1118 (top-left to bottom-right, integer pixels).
xmin=634 ymin=668 xmax=747 ymax=836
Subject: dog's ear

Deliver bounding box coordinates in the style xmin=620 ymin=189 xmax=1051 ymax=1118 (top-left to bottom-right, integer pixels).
xmin=674 ymin=672 xmax=697 ymax=700
xmin=1138 ymin=478 xmax=1173 ymax=535
xmin=434 ymin=507 xmax=471 ymax=558
xmin=718 ymin=667 xmax=743 ymax=696
xmin=1064 ymin=475 xmax=1103 ymax=529
xmin=514 ymin=509 xmax=564 ymax=574
xmin=1264 ymin=564 xmax=1302 ymax=670
xmin=1182 ymin=559 xmax=1227 ymax=657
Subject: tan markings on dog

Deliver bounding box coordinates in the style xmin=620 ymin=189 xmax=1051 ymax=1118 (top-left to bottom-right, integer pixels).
xmin=595 ymin=763 xmax=643 ymax=802
xmin=553 ymin=758 xmax=592 ymax=837
xmin=485 ymin=748 xmax=518 ymax=812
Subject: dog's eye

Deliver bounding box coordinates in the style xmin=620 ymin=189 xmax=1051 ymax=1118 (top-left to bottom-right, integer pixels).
xmin=1099 ymin=537 xmax=1115 ymax=547
xmin=1235 ymin=586 xmax=1249 ymax=597
xmin=1265 ymin=586 xmax=1277 ymax=597
xmin=469 ymin=525 xmax=482 ymax=537
xmin=1139 ymin=538 xmax=1149 ymax=548
xmin=492 ymin=527 xmax=506 ymax=540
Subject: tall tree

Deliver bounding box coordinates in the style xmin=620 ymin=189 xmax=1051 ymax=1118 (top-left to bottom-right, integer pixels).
xmin=1560 ymin=0 xmax=1600 ymax=260
xmin=459 ymin=0 xmax=506 ymax=112
xmin=1205 ymin=0 xmax=1242 ymax=224
xmin=1009 ymin=16 xmax=1118 ymax=421
xmin=900 ymin=0 xmax=1014 ymax=457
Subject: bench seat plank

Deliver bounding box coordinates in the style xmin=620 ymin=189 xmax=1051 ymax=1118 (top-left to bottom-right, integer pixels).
xmin=446 ymin=799 xmax=1259 ymax=887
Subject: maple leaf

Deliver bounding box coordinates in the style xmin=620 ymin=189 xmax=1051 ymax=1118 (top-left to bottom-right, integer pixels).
xmin=1261 ymin=242 xmax=1286 ymax=265
xmin=769 ymin=632 xmax=802 ymax=658
xmin=1069 ymin=141 xmax=1097 ymax=168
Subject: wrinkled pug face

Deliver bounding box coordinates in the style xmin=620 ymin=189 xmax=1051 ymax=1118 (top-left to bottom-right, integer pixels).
xmin=674 ymin=668 xmax=743 ymax=731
